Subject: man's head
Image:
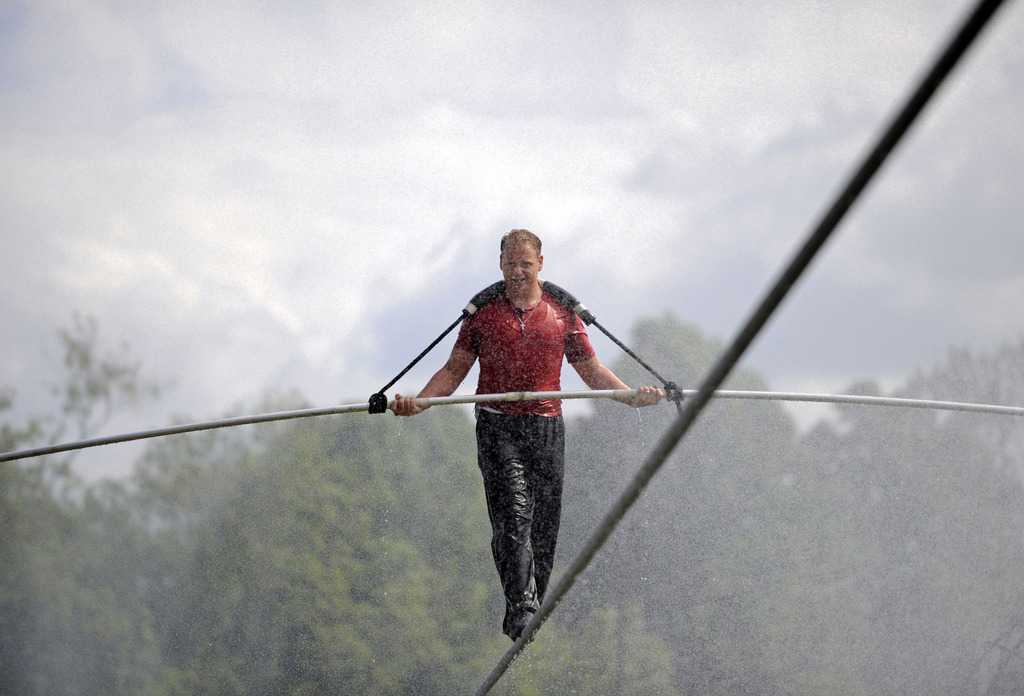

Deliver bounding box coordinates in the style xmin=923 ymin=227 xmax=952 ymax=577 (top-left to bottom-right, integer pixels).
xmin=499 ymin=229 xmax=543 ymax=298
xmin=500 ymin=229 xmax=542 ymax=256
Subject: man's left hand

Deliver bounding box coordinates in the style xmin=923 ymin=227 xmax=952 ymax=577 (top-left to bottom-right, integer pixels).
xmin=628 ymin=386 xmax=664 ymax=408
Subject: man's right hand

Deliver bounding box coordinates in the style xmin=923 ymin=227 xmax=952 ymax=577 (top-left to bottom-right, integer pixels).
xmin=388 ymin=348 xmax=474 ymax=417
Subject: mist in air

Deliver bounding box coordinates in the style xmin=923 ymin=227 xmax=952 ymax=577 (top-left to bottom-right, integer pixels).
xmin=5 ymin=314 xmax=1024 ymax=694
xmin=4 ymin=0 xmax=1024 ymax=692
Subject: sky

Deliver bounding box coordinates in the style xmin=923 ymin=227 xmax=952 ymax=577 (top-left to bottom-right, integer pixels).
xmin=2 ymin=0 xmax=1022 ymax=478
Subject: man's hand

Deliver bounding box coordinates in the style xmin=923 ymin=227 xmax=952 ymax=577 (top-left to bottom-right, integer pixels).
xmin=573 ymin=358 xmax=665 ymax=408
xmin=390 ymin=394 xmax=426 ymax=417
xmin=624 ymin=385 xmax=664 ymax=408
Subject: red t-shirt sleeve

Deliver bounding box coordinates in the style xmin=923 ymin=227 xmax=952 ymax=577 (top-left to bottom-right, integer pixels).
xmin=564 ymin=313 xmax=596 ymax=364
xmin=454 ymin=315 xmax=478 ymax=355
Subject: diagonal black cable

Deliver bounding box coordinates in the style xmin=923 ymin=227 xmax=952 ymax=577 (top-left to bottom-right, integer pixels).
xmin=589 ymin=318 xmax=685 ymax=412
xmin=538 ymin=281 xmax=686 ymax=409
xmin=368 ymin=314 xmax=466 ymax=412
xmin=474 ymin=0 xmax=1012 ymax=691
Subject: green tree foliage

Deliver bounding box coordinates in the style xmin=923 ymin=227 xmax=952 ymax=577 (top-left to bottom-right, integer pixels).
xmin=563 ymin=314 xmax=809 ymax=694
xmin=126 ymin=396 xmax=509 ymax=695
xmin=0 ymin=388 xmax=42 ymax=455
xmin=6 ymin=316 xmax=1024 ymax=695
xmin=905 ymin=341 xmax=1024 ymax=473
xmin=1 ymin=317 xmax=167 ymax=695
xmin=798 ymin=363 xmax=1024 ymax=693
xmin=562 ymin=315 xmax=1024 ymax=695
xmin=0 ymin=464 xmax=167 ymax=694
xmin=500 ymin=601 xmax=678 ymax=696
xmin=51 ymin=312 xmax=163 ymax=442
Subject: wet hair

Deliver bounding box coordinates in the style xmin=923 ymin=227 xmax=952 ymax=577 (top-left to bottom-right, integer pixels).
xmin=500 ymin=229 xmax=542 ymax=255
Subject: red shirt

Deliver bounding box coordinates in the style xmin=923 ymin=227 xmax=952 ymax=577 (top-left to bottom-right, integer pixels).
xmin=455 ymin=290 xmax=596 ymax=416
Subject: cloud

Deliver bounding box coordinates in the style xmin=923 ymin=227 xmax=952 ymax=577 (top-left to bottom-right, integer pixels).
xmin=2 ymin=0 xmax=1023 ymax=477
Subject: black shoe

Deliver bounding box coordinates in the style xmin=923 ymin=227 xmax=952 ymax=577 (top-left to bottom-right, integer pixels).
xmin=507 ymin=609 xmax=536 ymax=642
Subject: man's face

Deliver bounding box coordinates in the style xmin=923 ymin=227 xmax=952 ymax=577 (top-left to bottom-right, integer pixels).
xmin=500 ymin=243 xmax=543 ymax=293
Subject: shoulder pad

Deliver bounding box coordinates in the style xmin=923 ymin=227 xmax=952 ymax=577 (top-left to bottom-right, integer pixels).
xmin=463 ymin=281 xmax=506 ymax=316
xmin=462 ymin=279 xmax=595 ymax=325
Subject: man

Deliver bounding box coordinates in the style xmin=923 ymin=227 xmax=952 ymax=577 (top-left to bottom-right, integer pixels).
xmin=391 ymin=229 xmax=663 ymax=640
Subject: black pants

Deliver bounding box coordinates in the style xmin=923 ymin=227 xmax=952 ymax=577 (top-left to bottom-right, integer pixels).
xmin=476 ymin=409 xmax=565 ymax=636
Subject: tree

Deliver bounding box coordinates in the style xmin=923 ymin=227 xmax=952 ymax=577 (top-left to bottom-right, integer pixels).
xmin=904 ymin=340 xmax=1024 ymax=475
xmin=9 ymin=315 xmax=1023 ymax=694
xmin=0 ymin=388 xmax=43 ymax=455
xmin=800 ymin=351 xmax=1024 ymax=693
xmin=0 ymin=316 xmax=167 ymax=695
xmin=562 ymin=313 xmax=816 ymax=694
xmin=130 ymin=393 xmax=506 ymax=694
xmin=51 ymin=312 xmax=162 ymax=442
xmin=498 ymin=601 xmax=678 ymax=696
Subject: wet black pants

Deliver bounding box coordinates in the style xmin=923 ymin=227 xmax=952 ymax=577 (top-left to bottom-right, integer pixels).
xmin=475 ymin=409 xmax=565 ymax=637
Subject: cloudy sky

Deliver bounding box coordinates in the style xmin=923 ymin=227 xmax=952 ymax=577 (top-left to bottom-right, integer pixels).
xmin=2 ymin=0 xmax=1022 ymax=477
